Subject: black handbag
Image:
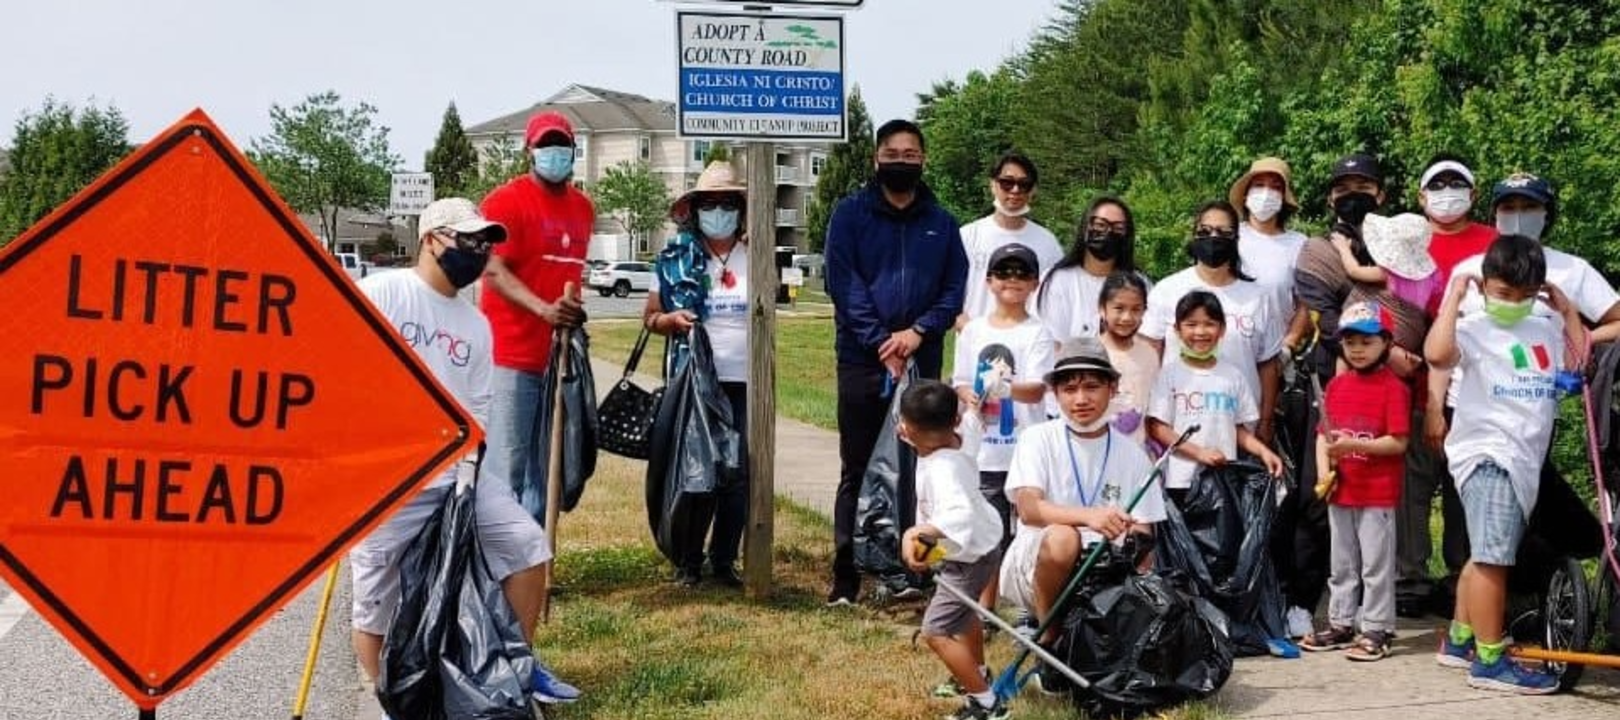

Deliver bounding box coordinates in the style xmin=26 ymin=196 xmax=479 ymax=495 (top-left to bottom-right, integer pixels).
xmin=597 ymin=325 xmax=664 ymax=460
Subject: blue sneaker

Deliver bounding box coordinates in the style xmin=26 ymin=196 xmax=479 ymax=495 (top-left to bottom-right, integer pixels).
xmin=531 ymin=662 xmax=581 ymax=704
xmin=1467 ymin=655 xmax=1557 ymax=695
xmin=1436 ymin=634 xmax=1474 ymax=669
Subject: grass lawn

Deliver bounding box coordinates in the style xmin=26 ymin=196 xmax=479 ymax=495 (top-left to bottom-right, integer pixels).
xmin=537 ymin=455 xmax=1226 ymax=720
xmin=585 ymin=316 xmax=954 ymax=432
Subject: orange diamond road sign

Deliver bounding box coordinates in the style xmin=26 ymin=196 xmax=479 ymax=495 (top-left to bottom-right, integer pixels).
xmin=0 ymin=109 xmax=480 ymax=710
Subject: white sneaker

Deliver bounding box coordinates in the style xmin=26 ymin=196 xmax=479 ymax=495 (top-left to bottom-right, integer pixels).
xmin=1286 ymin=606 xmax=1313 ymax=639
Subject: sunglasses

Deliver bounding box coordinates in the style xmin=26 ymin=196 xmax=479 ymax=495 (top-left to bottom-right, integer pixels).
xmin=990 ymin=265 xmax=1035 ymax=280
xmin=435 ymin=229 xmax=495 ymax=252
xmin=995 ymin=176 xmax=1035 ymax=193
xmin=696 ymin=197 xmax=741 ymax=211
xmin=1425 ymin=177 xmax=1473 ymax=192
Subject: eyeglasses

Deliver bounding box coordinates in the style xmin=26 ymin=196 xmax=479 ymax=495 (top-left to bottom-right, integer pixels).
xmin=1194 ymin=226 xmax=1237 ymax=239
xmin=1425 ymin=177 xmax=1473 ymax=192
xmin=877 ymin=150 xmax=923 ymax=163
xmin=434 ymin=229 xmax=495 ymax=253
xmin=990 ymin=266 xmax=1035 ymax=280
xmin=696 ymin=197 xmax=741 ymax=211
xmin=995 ymin=176 xmax=1035 ymax=193
xmin=1087 ymin=218 xmax=1127 ymax=235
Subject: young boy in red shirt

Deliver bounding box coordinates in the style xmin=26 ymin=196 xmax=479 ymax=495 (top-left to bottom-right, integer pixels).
xmin=1300 ymin=301 xmax=1410 ymax=660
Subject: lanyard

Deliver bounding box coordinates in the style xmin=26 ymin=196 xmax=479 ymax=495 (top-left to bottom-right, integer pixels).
xmin=1064 ymin=426 xmax=1111 ymax=507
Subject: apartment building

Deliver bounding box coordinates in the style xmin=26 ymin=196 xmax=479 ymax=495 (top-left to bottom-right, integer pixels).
xmin=465 ymin=84 xmax=826 ymax=258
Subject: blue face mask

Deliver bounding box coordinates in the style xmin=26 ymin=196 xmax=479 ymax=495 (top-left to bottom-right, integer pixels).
xmin=531 ymin=146 xmax=575 ymax=183
xmin=698 ymin=207 xmax=740 ymax=239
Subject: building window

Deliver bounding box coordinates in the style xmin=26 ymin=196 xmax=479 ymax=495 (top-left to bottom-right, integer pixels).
xmin=811 ymin=155 xmax=827 ymax=177
xmin=639 ymin=136 xmax=652 ymax=162
xmin=574 ymin=135 xmax=587 ymax=165
xmin=691 ymin=140 xmax=711 ymax=163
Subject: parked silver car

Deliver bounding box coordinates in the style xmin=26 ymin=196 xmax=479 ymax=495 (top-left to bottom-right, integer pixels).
xmin=588 ymin=261 xmax=655 ymax=298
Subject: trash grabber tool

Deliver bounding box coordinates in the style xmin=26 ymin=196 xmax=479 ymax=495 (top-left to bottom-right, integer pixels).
xmin=290 ymin=562 xmax=341 ymax=720
xmin=991 ymin=424 xmax=1200 ymax=702
xmin=541 ymin=326 xmax=570 ymax=624
xmin=916 ymin=536 xmax=1091 ymax=690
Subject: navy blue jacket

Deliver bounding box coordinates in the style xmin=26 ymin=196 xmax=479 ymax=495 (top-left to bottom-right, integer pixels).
xmin=824 ymin=181 xmax=967 ymax=374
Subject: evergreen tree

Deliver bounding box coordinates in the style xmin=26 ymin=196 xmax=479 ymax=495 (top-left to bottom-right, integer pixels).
xmin=806 ymin=84 xmax=874 ymax=253
xmin=424 ymin=102 xmax=477 ymax=198
xmin=702 ymin=142 xmax=732 ymax=165
xmin=0 ymin=99 xmax=132 ymax=244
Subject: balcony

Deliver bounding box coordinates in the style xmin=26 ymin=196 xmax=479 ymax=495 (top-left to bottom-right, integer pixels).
xmin=775 ymin=165 xmax=800 ymax=185
xmin=776 ymin=208 xmax=801 ymax=227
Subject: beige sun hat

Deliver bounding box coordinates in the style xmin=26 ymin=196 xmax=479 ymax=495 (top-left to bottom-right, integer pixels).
xmin=1228 ymin=156 xmax=1300 ymax=213
xmin=671 ymin=160 xmax=748 ymax=221
xmin=1360 ymin=212 xmax=1435 ymax=280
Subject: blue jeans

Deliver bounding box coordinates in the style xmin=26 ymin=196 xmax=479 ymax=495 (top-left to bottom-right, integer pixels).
xmin=487 ymin=366 xmax=548 ymax=524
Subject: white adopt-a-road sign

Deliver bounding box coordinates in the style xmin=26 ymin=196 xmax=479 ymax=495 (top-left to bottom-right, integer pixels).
xmin=389 ymin=172 xmax=434 ymax=216
xmin=677 ymin=11 xmax=845 ymax=140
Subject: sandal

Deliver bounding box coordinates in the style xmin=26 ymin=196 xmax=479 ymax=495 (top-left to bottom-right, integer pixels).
xmin=1300 ymin=625 xmax=1356 ymax=651
xmin=1346 ymin=630 xmax=1392 ymax=662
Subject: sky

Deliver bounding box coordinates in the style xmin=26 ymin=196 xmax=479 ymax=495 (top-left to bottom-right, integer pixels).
xmin=4 ymin=0 xmax=1060 ymax=166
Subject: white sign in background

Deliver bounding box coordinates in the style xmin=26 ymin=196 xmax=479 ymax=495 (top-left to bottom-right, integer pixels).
xmin=677 ymin=12 xmax=845 ymax=140
xmin=389 ymin=172 xmax=434 ymax=216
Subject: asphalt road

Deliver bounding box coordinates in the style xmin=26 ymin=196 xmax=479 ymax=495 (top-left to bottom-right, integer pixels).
xmin=0 ymin=575 xmax=363 ymax=720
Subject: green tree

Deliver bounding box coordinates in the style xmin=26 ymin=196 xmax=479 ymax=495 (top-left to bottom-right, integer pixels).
xmin=594 ymin=160 xmax=672 ymax=255
xmin=807 ymin=84 xmax=874 ymax=252
xmin=249 ymin=91 xmax=399 ymax=251
xmin=916 ymin=69 xmax=1021 ymax=224
xmin=424 ymin=102 xmax=477 ymax=198
xmin=702 ymin=142 xmax=732 ymax=165
xmin=464 ymin=137 xmax=532 ymax=203
xmin=0 ymin=99 xmax=132 ymax=244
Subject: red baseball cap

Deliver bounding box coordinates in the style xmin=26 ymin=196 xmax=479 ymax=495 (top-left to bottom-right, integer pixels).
xmin=525 ymin=111 xmax=575 ymax=148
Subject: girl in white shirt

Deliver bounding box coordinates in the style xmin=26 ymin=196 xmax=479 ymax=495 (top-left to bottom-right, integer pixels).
xmin=1099 ymin=272 xmax=1157 ymax=447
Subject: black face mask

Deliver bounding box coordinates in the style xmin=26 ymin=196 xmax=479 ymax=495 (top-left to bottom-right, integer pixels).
xmin=1332 ymin=191 xmax=1379 ymax=227
xmin=1084 ymin=229 xmax=1125 ymax=261
xmin=1189 ymin=231 xmax=1238 ymax=268
xmin=875 ymin=162 xmax=923 ymax=194
xmin=437 ymin=246 xmax=490 ymax=289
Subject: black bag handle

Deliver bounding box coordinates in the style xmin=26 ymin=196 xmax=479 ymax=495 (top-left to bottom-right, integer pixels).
xmin=622 ymin=324 xmax=654 ymax=379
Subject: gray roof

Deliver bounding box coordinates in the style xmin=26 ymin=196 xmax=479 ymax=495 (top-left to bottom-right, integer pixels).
xmin=465 ymin=84 xmax=676 ymax=138
xmin=298 ymin=208 xmax=407 ymax=242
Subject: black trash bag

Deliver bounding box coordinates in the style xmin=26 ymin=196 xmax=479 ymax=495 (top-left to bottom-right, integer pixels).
xmin=853 ymin=368 xmax=921 ymax=589
xmin=522 ymin=329 xmax=599 ymax=519
xmin=644 ymin=324 xmax=744 ymax=564
xmin=1053 ymin=558 xmax=1234 ymax=719
xmin=1154 ymin=460 xmax=1288 ymax=657
xmin=379 ymin=473 xmax=536 ymax=720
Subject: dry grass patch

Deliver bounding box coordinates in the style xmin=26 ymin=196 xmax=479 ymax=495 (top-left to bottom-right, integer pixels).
xmin=537 ymin=455 xmax=1227 ymax=720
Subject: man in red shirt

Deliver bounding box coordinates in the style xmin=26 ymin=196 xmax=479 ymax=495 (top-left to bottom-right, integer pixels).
xmin=1412 ymin=156 xmax=1496 ymax=616
xmin=479 ymin=111 xmax=595 ymax=524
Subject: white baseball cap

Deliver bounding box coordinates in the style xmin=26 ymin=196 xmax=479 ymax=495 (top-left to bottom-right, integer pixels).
xmin=418 ymin=198 xmax=507 ymax=242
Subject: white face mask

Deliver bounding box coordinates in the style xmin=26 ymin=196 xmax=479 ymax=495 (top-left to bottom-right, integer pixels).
xmin=1245 ymin=187 xmax=1283 ymax=223
xmin=1066 ymin=416 xmax=1109 ymax=434
xmin=1424 ymin=188 xmax=1472 ymax=224
xmin=1496 ymin=209 xmax=1547 ymax=240
xmin=994 ymin=199 xmax=1030 ymax=218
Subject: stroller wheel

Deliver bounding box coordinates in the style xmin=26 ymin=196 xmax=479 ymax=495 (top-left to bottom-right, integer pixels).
xmin=1542 ymin=556 xmax=1593 ymax=691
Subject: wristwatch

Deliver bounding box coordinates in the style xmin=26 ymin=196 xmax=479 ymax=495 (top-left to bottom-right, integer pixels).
xmin=910 ymin=323 xmax=928 ymax=337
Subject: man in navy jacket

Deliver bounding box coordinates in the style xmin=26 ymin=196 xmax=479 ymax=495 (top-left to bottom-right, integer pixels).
xmin=824 ymin=119 xmax=968 ymax=605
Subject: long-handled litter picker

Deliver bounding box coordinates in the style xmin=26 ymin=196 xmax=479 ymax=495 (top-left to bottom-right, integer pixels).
xmin=290 ymin=562 xmax=341 ymax=720
xmin=988 ymin=424 xmax=1200 ymax=703
xmin=540 ymin=327 xmax=570 ymax=625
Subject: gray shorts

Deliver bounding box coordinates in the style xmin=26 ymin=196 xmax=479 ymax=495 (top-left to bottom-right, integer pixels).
xmin=349 ymin=476 xmax=553 ymax=635
xmin=921 ymin=550 xmax=1002 ymax=637
xmin=1459 ymin=460 xmax=1525 ymax=567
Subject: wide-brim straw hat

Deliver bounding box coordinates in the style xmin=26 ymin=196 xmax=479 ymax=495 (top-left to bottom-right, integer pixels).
xmin=671 ymin=160 xmax=748 ymax=221
xmin=1228 ymin=156 xmax=1300 ymax=213
xmin=1361 ymin=212 xmax=1435 ymax=280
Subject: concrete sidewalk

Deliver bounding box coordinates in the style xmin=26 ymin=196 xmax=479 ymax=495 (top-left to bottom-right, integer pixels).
xmin=646 ymin=362 xmax=1620 ymax=719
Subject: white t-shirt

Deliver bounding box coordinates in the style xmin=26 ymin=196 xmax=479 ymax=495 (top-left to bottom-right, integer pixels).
xmin=702 ymin=248 xmax=751 ymax=383
xmin=1238 ymin=223 xmax=1306 ymax=323
xmin=1147 ymin=360 xmax=1260 ymax=490
xmin=1037 ymin=268 xmax=1154 ymax=344
xmin=1445 ymin=313 xmax=1565 ymax=518
xmin=359 ymin=270 xmax=492 ymax=488
xmin=952 ymin=316 xmax=1056 ymax=471
xmin=1444 ymin=247 xmax=1617 ymax=406
xmin=1141 ymin=268 xmax=1283 ymax=406
xmin=959 ymin=215 xmax=1065 ymax=319
xmin=916 ymin=447 xmax=1004 ymax=562
xmin=1004 ymin=422 xmax=1168 ymax=548
xmin=1105 ymin=337 xmax=1160 ymax=446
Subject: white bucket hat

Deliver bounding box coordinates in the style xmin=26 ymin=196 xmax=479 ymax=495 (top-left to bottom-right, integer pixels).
xmin=1360 ymin=212 xmax=1434 ymax=280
